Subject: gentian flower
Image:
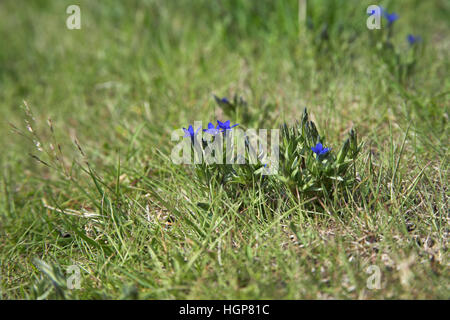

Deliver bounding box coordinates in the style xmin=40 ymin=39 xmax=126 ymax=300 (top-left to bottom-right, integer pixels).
xmin=203 ymin=122 xmax=221 ymax=135
xmin=367 ymin=7 xmax=378 ymax=16
xmin=407 ymin=34 xmax=421 ymax=45
xmin=214 ymin=95 xmax=231 ymax=105
xmin=217 ymin=120 xmax=239 ymax=131
xmin=383 ymin=10 xmax=398 ymax=26
xmin=311 ymin=142 xmax=331 ymax=158
xmin=183 ymin=125 xmax=201 ymax=141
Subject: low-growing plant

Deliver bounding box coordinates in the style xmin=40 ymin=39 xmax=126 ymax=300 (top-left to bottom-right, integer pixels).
xmin=180 ymin=102 xmax=362 ymax=207
xmin=277 ymin=108 xmax=360 ymax=199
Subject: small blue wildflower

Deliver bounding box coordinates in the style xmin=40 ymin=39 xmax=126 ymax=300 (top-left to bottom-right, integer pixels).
xmin=368 ymin=9 xmax=376 ymax=16
xmin=214 ymin=95 xmax=231 ymax=105
xmin=383 ymin=10 xmax=398 ymax=26
xmin=203 ymin=122 xmax=221 ymax=135
xmin=183 ymin=125 xmax=201 ymax=141
xmin=217 ymin=120 xmax=239 ymax=131
xmin=407 ymin=34 xmax=421 ymax=45
xmin=311 ymin=142 xmax=331 ymax=158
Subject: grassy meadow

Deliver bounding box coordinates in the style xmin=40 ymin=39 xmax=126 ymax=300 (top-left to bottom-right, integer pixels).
xmin=0 ymin=0 xmax=448 ymax=299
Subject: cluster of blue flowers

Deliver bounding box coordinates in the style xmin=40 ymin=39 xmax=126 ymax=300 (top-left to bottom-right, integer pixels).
xmin=204 ymin=120 xmax=239 ymax=135
xmin=183 ymin=120 xmax=239 ymax=140
xmin=183 ymin=119 xmax=331 ymax=161
xmin=369 ymin=7 xmax=421 ymax=45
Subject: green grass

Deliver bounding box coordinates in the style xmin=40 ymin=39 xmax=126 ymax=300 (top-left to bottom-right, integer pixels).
xmin=0 ymin=0 xmax=448 ymax=299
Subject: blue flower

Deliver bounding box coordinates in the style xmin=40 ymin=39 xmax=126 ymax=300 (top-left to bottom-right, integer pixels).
xmin=214 ymin=95 xmax=231 ymax=105
xmin=217 ymin=120 xmax=239 ymax=131
xmin=203 ymin=122 xmax=221 ymax=135
xmin=183 ymin=125 xmax=201 ymax=141
xmin=368 ymin=8 xmax=378 ymax=16
xmin=311 ymin=142 xmax=331 ymax=158
xmin=407 ymin=34 xmax=421 ymax=45
xmin=383 ymin=10 xmax=398 ymax=26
